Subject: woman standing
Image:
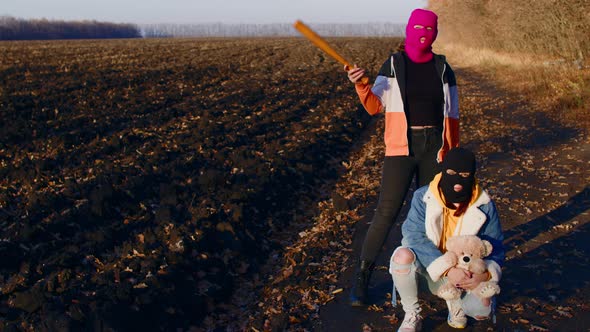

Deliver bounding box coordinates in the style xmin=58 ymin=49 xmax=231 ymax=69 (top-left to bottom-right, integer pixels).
xmin=346 ymin=8 xmax=459 ymax=306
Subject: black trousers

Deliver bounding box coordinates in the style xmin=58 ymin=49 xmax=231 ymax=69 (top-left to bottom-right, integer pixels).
xmin=360 ymin=127 xmax=442 ymax=262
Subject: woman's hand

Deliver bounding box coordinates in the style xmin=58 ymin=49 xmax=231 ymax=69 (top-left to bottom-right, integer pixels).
xmin=446 ymin=267 xmax=471 ymax=285
xmin=345 ymin=65 xmax=366 ymax=84
xmin=457 ymin=271 xmax=489 ymax=291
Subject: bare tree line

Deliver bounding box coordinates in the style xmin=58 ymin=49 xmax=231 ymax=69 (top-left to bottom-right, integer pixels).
xmin=0 ymin=16 xmax=141 ymax=40
xmin=0 ymin=16 xmax=403 ymax=40
xmin=140 ymin=22 xmax=405 ymax=38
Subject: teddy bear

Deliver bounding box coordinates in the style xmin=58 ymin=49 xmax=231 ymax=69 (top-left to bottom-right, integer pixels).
xmin=437 ymin=235 xmax=500 ymax=301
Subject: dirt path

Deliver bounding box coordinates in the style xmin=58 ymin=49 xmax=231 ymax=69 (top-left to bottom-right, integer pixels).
xmin=255 ymin=66 xmax=590 ymax=331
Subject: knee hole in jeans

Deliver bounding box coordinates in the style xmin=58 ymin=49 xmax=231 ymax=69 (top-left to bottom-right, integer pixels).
xmin=391 ymin=247 xmax=415 ymax=275
xmin=392 ymin=267 xmax=411 ymax=275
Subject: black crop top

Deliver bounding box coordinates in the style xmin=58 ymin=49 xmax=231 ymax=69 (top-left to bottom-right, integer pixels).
xmin=404 ymin=53 xmax=444 ymax=127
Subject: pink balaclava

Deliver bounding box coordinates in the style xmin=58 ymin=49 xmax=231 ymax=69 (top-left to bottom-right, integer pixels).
xmin=405 ymin=9 xmax=438 ymax=63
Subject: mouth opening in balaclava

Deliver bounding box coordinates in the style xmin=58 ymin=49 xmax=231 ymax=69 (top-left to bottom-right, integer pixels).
xmin=405 ymin=8 xmax=438 ymax=63
xmin=439 ymin=147 xmax=476 ymax=203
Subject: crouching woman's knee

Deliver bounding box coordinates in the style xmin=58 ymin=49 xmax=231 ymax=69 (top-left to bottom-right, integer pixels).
xmin=389 ymin=247 xmax=416 ymax=275
xmin=463 ymin=294 xmax=494 ymax=320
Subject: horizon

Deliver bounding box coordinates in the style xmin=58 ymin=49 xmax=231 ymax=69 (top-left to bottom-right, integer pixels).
xmin=0 ymin=16 xmax=408 ymax=26
xmin=1 ymin=0 xmax=427 ymax=25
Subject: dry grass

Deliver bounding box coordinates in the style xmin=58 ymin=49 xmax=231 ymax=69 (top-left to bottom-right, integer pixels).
xmin=428 ymin=0 xmax=590 ymax=130
xmin=436 ymin=43 xmax=590 ymax=129
xmin=429 ymin=0 xmax=590 ymax=62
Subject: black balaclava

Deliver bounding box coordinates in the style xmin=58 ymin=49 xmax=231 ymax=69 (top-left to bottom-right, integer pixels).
xmin=439 ymin=147 xmax=476 ymax=203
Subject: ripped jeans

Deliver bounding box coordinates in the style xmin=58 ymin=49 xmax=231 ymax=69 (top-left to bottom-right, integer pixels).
xmin=389 ymin=247 xmax=494 ymax=319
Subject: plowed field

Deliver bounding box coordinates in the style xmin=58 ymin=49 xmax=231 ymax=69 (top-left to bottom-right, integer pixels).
xmin=0 ymin=37 xmax=398 ymax=330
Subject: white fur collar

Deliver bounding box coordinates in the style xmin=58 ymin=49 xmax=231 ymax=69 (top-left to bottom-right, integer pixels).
xmin=422 ymin=188 xmax=491 ymax=246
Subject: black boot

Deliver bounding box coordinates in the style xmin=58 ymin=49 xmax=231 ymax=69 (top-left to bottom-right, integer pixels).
xmin=349 ymin=260 xmax=374 ymax=306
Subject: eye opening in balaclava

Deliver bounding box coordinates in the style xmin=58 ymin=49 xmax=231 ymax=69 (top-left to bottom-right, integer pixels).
xmin=439 ymin=147 xmax=476 ymax=204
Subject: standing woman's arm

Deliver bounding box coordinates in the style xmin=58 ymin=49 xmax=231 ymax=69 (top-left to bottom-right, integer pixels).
xmin=440 ymin=62 xmax=460 ymax=161
xmin=346 ymin=63 xmax=387 ymax=115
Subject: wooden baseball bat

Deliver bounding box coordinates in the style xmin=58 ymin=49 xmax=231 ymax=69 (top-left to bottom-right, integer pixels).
xmin=293 ymin=20 xmax=369 ymax=85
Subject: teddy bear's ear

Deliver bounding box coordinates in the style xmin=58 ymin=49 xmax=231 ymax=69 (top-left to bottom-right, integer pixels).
xmin=481 ymin=240 xmax=493 ymax=257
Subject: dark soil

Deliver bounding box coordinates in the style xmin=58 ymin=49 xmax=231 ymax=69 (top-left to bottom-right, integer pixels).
xmin=0 ymin=37 xmax=395 ymax=331
xmin=0 ymin=38 xmax=588 ymax=332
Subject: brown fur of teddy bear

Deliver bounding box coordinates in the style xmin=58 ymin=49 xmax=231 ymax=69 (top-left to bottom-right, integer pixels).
xmin=437 ymin=235 xmax=500 ymax=301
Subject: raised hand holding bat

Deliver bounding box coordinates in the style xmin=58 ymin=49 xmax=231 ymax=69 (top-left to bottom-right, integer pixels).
xmin=345 ymin=65 xmax=367 ymax=85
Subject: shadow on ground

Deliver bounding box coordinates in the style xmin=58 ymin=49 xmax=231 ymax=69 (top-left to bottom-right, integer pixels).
xmin=318 ymin=67 xmax=590 ymax=331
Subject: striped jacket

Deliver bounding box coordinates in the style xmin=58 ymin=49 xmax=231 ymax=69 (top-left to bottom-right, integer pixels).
xmin=354 ymin=52 xmax=459 ymax=161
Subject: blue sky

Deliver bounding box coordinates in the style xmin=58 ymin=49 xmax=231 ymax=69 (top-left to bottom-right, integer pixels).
xmin=2 ymin=0 xmax=428 ymax=24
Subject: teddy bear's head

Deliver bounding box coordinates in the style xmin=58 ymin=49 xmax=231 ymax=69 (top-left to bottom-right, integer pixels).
xmin=446 ymin=235 xmax=493 ymax=269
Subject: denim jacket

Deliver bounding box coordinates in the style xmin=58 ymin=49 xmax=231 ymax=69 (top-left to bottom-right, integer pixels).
xmin=396 ymin=182 xmax=505 ymax=283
